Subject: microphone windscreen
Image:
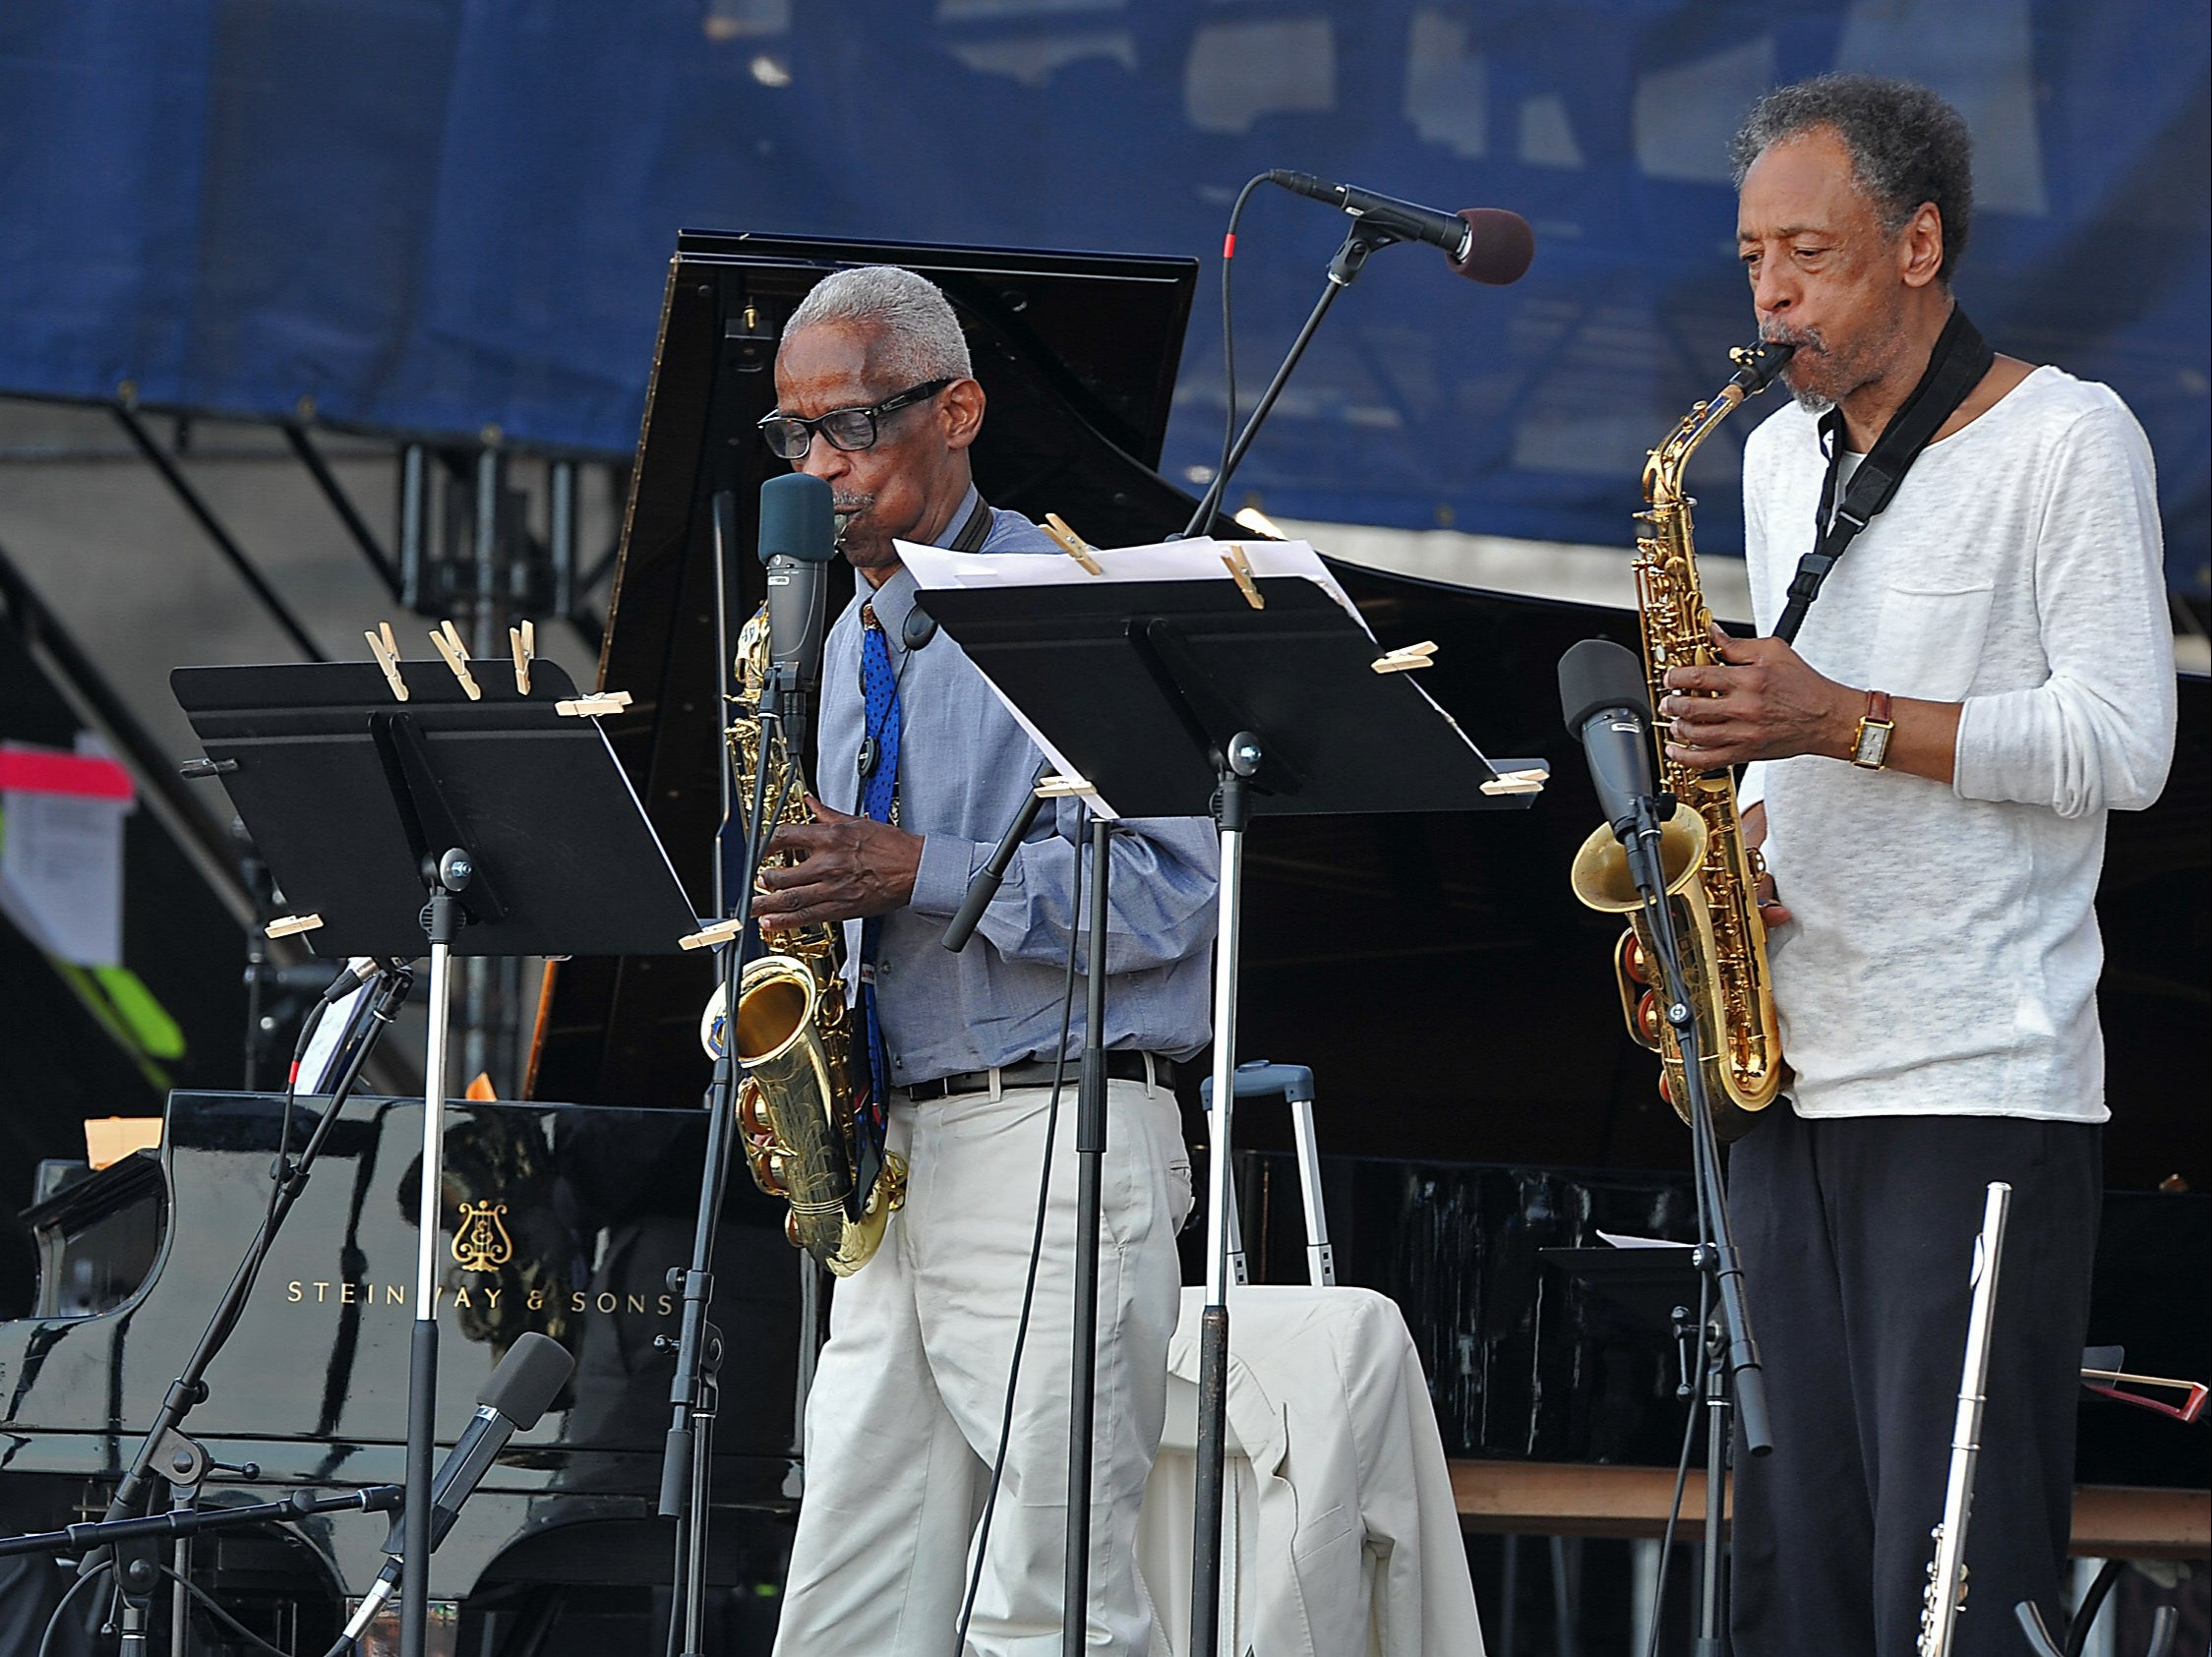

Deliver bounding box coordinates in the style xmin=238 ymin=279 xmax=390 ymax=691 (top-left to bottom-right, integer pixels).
xmin=1558 ymin=638 xmax=1650 ymax=736
xmin=758 ymin=472 xmax=838 ymax=565
xmin=477 ymin=1331 xmax=575 ymax=1429
xmin=1452 ymin=208 xmax=1535 ymax=286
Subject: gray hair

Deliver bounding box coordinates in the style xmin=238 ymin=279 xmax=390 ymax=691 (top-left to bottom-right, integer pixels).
xmin=782 ymin=266 xmax=973 ymax=386
xmin=1730 ymin=75 xmax=1974 ymax=285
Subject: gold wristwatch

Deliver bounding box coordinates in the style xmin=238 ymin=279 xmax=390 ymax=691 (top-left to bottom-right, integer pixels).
xmin=1850 ymin=688 xmax=1895 ymax=770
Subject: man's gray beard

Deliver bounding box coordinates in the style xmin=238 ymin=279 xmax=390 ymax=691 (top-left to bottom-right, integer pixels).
xmin=1789 ymin=382 xmax=1836 ymax=414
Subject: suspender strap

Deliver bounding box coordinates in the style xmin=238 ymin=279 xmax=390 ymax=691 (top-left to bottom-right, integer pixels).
xmin=1773 ymin=306 xmax=1995 ymax=644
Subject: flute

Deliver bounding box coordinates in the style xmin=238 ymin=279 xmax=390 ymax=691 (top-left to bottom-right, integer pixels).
xmin=1917 ymin=1181 xmax=2013 ymax=1657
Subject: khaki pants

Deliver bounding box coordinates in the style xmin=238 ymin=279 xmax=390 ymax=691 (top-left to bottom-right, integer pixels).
xmin=773 ymin=1076 xmax=1193 ymax=1657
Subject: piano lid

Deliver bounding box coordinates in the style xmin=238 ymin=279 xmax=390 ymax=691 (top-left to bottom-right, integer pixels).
xmin=533 ymin=232 xmax=1234 ymax=1108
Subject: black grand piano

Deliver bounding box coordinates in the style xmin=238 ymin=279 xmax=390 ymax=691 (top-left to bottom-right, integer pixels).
xmin=3 ymin=233 xmax=2203 ymax=1650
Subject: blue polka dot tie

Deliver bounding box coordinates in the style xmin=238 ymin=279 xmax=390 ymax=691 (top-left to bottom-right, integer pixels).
xmin=856 ymin=605 xmax=901 ymax=1143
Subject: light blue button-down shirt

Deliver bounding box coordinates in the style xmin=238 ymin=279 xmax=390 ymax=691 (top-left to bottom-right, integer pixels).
xmin=815 ymin=488 xmax=1218 ymax=1088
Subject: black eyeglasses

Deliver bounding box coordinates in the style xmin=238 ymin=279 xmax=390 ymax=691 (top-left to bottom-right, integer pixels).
xmin=757 ymin=379 xmax=953 ymax=460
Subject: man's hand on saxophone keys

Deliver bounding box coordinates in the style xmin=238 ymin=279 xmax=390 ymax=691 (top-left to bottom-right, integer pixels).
xmin=1658 ymin=621 xmax=1858 ymax=767
xmin=756 ymin=796 xmax=924 ymax=928
xmin=1661 ymin=621 xmax=1963 ymax=784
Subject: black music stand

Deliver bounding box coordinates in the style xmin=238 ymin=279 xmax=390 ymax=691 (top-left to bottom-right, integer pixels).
xmin=172 ymin=658 xmax=698 ymax=1657
xmin=922 ymin=567 xmax=1539 ymax=1656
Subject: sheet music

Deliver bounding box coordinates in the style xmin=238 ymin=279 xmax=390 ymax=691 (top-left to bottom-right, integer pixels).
xmin=896 ymin=535 xmax=1494 ymax=818
xmin=898 ymin=534 xmax=1366 ymax=622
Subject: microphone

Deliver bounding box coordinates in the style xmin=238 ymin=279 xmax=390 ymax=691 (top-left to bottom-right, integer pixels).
xmin=1558 ymin=638 xmax=1659 ymax=839
xmin=758 ymin=471 xmax=838 ymax=709
xmin=333 ymin=1333 xmax=573 ymax=1653
xmin=1265 ymin=170 xmax=1534 ymax=285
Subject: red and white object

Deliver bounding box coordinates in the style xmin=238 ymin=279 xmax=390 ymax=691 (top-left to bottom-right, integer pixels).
xmin=0 ymin=739 xmax=135 ymax=967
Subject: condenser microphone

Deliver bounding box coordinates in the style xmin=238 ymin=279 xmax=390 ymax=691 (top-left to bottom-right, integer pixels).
xmin=333 ymin=1333 xmax=573 ymax=1654
xmin=1558 ymin=638 xmax=1659 ymax=839
xmin=1264 ymin=170 xmax=1534 ymax=284
xmin=758 ymin=471 xmax=838 ymax=710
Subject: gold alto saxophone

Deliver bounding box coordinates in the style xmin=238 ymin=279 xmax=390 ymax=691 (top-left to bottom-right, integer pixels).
xmin=699 ymin=604 xmax=906 ymax=1276
xmin=1570 ymin=340 xmax=1794 ymax=1141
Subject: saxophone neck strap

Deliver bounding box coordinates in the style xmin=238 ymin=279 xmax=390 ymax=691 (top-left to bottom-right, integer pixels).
xmin=949 ymin=493 xmax=994 ymax=554
xmin=1773 ymin=305 xmax=1995 ymax=645
xmin=897 ymin=493 xmax=991 ymax=652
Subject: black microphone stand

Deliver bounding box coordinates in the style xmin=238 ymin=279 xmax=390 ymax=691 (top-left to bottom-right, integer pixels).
xmin=1182 ymin=222 xmax=1403 ymax=540
xmin=10 ymin=1485 xmax=404 ymax=1657
xmin=76 ymin=964 xmax=409 ymax=1645
xmin=1616 ymin=793 xmax=1769 ymax=1654
xmin=659 ymin=491 xmax=788 ymax=1657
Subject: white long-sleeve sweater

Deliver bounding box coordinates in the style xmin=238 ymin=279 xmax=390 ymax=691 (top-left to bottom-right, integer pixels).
xmin=1739 ymin=365 xmax=2176 ymax=1121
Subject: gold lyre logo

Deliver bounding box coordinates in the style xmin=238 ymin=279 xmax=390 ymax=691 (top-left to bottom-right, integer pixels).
xmin=451 ymin=1200 xmax=513 ymax=1272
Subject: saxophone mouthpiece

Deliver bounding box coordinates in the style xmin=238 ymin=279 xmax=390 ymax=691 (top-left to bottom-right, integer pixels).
xmin=1729 ymin=339 xmax=1798 ymax=395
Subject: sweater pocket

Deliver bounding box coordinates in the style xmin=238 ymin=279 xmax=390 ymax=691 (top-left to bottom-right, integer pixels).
xmin=1870 ymin=583 xmax=1995 ymax=702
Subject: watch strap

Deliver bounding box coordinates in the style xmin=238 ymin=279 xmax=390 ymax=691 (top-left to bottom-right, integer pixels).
xmin=1852 ymin=688 xmax=1895 ymax=769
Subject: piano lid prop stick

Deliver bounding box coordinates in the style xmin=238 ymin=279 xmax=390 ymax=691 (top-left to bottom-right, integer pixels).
xmin=428 ymin=628 xmax=482 ymax=701
xmin=1041 ymin=513 xmax=1105 ymax=575
xmin=366 ymin=628 xmax=409 ymax=701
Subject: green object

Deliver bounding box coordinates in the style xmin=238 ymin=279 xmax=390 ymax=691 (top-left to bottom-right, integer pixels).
xmin=92 ymin=966 xmax=188 ymax=1059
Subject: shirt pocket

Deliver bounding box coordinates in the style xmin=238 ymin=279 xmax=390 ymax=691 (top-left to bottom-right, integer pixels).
xmin=1869 ymin=582 xmax=1996 ymax=702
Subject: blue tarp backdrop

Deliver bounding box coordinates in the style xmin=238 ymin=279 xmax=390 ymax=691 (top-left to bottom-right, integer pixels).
xmin=1 ymin=0 xmax=2204 ymax=588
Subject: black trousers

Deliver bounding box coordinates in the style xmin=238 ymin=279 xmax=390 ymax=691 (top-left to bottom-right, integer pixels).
xmin=1726 ymin=1108 xmax=2100 ymax=1657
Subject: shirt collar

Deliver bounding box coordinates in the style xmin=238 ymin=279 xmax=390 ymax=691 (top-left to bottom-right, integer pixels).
xmin=867 ymin=484 xmax=981 ymax=642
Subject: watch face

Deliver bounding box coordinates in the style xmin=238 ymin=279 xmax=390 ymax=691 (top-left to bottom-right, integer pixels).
xmin=1854 ymin=722 xmax=1891 ymax=768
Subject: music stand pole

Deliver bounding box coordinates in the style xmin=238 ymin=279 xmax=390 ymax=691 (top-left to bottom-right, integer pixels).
xmin=1190 ymin=733 xmax=1259 ymax=1656
xmin=1061 ymin=814 xmax=1114 ymax=1654
xmin=401 ymin=851 xmax=470 ymax=1657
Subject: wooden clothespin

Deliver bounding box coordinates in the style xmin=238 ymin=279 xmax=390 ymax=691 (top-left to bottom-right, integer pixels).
xmin=1370 ymin=640 xmax=1439 ymax=675
xmin=1034 ymin=774 xmax=1095 ymax=799
xmin=509 ymin=620 xmax=535 ymax=695
xmin=679 ymin=917 xmax=747 ymax=951
xmin=556 ymin=689 xmax=633 ymax=719
xmin=428 ymin=621 xmax=482 ymax=701
xmin=1042 ymin=512 xmax=1105 ymax=575
xmin=265 ymin=913 xmax=325 ymax=939
xmin=365 ymin=623 xmax=409 ymax=701
xmin=1480 ymin=766 xmax=1549 ymax=797
xmin=1220 ymin=543 xmax=1264 ymax=610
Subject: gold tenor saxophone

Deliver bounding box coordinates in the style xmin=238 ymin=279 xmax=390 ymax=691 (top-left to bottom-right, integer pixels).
xmin=699 ymin=605 xmax=906 ymax=1276
xmin=1570 ymin=340 xmax=1794 ymax=1141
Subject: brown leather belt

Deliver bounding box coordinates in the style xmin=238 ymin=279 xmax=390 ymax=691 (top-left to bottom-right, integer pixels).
xmin=899 ymin=1051 xmax=1179 ymax=1102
